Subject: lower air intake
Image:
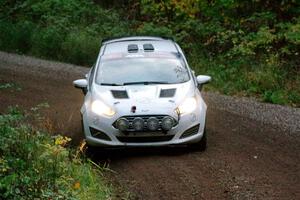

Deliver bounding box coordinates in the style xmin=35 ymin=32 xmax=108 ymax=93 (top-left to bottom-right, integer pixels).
xmin=117 ymin=135 xmax=174 ymax=143
xmin=180 ymin=124 xmax=200 ymax=139
xmin=89 ymin=127 xmax=111 ymax=141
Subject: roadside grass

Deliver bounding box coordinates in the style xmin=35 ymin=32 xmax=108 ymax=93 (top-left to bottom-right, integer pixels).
xmin=0 ymin=82 xmax=22 ymax=91
xmin=0 ymin=106 xmax=113 ymax=200
xmin=190 ymin=51 xmax=300 ymax=107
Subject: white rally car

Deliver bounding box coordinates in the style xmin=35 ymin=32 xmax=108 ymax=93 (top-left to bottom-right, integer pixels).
xmin=74 ymin=36 xmax=211 ymax=150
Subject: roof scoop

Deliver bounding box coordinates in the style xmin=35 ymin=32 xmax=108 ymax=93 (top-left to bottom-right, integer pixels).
xmin=143 ymin=43 xmax=154 ymax=52
xmin=128 ymin=44 xmax=138 ymax=53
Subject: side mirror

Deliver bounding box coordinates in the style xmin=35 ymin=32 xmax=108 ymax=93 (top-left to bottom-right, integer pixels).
xmin=73 ymin=79 xmax=88 ymax=95
xmin=196 ymin=75 xmax=211 ymax=85
xmin=196 ymin=75 xmax=211 ymax=91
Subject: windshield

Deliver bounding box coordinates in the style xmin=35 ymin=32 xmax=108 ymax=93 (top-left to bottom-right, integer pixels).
xmin=96 ymin=57 xmax=190 ymax=85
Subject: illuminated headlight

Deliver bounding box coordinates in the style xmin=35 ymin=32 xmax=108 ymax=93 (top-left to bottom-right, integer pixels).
xmin=91 ymin=100 xmax=115 ymax=116
xmin=177 ymin=97 xmax=197 ymax=114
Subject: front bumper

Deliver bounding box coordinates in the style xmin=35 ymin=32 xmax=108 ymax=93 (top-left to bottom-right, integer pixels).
xmin=82 ymin=108 xmax=206 ymax=147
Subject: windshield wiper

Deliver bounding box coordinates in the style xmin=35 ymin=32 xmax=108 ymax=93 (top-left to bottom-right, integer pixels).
xmin=100 ymin=83 xmax=123 ymax=86
xmin=123 ymin=81 xmax=170 ymax=85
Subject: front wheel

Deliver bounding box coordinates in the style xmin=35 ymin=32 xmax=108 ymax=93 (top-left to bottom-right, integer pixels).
xmin=189 ymin=127 xmax=207 ymax=151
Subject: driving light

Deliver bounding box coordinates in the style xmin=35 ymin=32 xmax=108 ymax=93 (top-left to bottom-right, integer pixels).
xmin=147 ymin=117 xmax=159 ymax=131
xmin=132 ymin=117 xmax=144 ymax=131
xmin=116 ymin=118 xmax=129 ymax=131
xmin=177 ymin=97 xmax=197 ymax=114
xmin=91 ymin=100 xmax=115 ymax=116
xmin=161 ymin=116 xmax=174 ymax=131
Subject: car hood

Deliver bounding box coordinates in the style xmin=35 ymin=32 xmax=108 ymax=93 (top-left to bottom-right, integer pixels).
xmin=92 ymin=80 xmax=195 ymax=115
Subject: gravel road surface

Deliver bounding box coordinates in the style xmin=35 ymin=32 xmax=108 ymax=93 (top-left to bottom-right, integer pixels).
xmin=0 ymin=51 xmax=299 ymax=200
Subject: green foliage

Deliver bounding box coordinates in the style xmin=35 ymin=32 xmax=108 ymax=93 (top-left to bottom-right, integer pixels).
xmin=0 ymin=82 xmax=22 ymax=91
xmin=134 ymin=0 xmax=300 ymax=106
xmin=61 ymin=31 xmax=100 ymax=65
xmin=0 ymin=20 xmax=36 ymax=53
xmin=0 ymin=108 xmax=112 ymax=200
xmin=30 ymin=25 xmax=66 ymax=60
xmin=0 ymin=0 xmax=299 ymax=106
xmin=136 ymin=22 xmax=173 ymax=37
xmin=0 ymin=0 xmax=128 ymax=66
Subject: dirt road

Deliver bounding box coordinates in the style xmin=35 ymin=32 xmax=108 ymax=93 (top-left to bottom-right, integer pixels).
xmin=0 ymin=52 xmax=299 ymax=200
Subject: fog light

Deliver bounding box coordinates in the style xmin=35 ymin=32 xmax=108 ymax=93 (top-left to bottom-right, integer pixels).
xmin=133 ymin=117 xmax=144 ymax=131
xmin=147 ymin=117 xmax=159 ymax=131
xmin=116 ymin=118 xmax=129 ymax=131
xmin=161 ymin=116 xmax=174 ymax=131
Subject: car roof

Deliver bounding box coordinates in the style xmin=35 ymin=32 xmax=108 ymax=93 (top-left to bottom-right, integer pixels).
xmin=102 ymin=36 xmax=173 ymax=44
xmin=102 ymin=36 xmax=178 ymax=55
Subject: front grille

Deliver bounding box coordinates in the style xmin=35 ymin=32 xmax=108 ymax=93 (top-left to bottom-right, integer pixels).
xmin=180 ymin=124 xmax=200 ymax=139
xmin=117 ymin=135 xmax=174 ymax=143
xmin=89 ymin=127 xmax=111 ymax=141
xmin=113 ymin=115 xmax=177 ymax=132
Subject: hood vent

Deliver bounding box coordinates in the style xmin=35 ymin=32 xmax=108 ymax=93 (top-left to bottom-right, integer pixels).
xmin=111 ymin=90 xmax=129 ymax=99
xmin=159 ymin=88 xmax=176 ymax=98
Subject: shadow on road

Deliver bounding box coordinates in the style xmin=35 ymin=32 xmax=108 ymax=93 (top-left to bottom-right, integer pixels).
xmin=86 ymin=145 xmax=201 ymax=162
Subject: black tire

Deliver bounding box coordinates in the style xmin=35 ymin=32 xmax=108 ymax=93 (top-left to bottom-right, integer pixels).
xmin=85 ymin=145 xmax=99 ymax=156
xmin=189 ymin=127 xmax=207 ymax=151
xmin=81 ymin=115 xmax=84 ymax=133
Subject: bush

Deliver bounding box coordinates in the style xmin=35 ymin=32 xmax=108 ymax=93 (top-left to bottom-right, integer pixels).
xmin=136 ymin=22 xmax=173 ymax=37
xmin=0 ymin=20 xmax=36 ymax=53
xmin=0 ymin=108 xmax=112 ymax=200
xmin=0 ymin=0 xmax=128 ymax=66
xmin=61 ymin=31 xmax=100 ymax=66
xmin=30 ymin=25 xmax=66 ymax=60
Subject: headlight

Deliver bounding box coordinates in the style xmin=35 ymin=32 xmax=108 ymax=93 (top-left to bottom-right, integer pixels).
xmin=177 ymin=97 xmax=197 ymax=114
xmin=91 ymin=100 xmax=115 ymax=116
